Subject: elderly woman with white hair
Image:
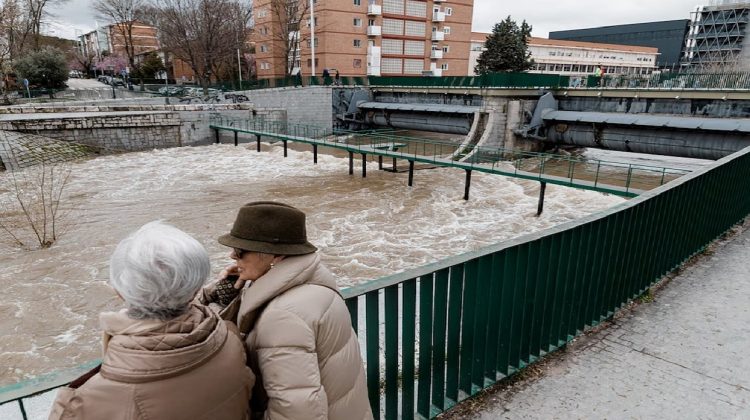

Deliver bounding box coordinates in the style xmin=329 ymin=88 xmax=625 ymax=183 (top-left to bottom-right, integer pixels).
xmin=49 ymin=221 xmax=255 ymax=420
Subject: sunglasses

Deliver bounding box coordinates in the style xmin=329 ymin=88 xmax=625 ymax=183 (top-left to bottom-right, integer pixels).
xmin=233 ymin=248 xmax=249 ymax=259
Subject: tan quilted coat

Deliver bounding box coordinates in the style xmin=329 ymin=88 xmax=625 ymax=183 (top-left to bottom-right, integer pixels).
xmin=203 ymin=252 xmax=373 ymax=420
xmin=48 ymin=303 xmax=254 ymax=420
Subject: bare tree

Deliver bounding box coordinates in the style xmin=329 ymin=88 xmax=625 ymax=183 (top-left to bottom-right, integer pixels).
xmin=0 ymin=160 xmax=73 ymax=249
xmin=151 ymin=0 xmax=251 ymax=92
xmin=268 ymin=0 xmax=311 ymax=77
xmin=1 ymin=0 xmax=68 ymax=61
xmin=93 ymin=0 xmax=145 ymax=70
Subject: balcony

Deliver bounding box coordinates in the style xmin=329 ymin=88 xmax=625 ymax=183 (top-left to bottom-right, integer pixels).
xmin=431 ymin=31 xmax=445 ymax=41
xmin=367 ymin=4 xmax=381 ymax=15
xmin=367 ymin=26 xmax=382 ymax=36
xmin=431 ymin=49 xmax=443 ymax=59
xmin=432 ymin=11 xmax=446 ymax=22
xmin=433 ymin=0 xmax=445 ymax=2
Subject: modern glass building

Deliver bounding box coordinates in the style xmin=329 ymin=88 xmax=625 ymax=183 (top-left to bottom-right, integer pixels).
xmin=549 ymin=20 xmax=690 ymax=69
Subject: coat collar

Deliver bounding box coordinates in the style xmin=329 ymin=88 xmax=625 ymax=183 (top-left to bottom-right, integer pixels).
xmin=98 ymin=304 xmax=228 ymax=383
xmin=236 ymin=253 xmax=339 ymax=333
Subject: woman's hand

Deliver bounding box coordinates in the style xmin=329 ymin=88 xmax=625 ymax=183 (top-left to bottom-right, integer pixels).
xmin=219 ymin=264 xmax=245 ymax=289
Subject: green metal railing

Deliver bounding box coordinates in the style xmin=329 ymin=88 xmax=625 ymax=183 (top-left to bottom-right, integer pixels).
xmin=341 ymin=144 xmax=750 ymax=419
xmin=241 ymin=71 xmax=750 ymax=91
xmin=209 ymin=116 xmax=690 ymax=196
xmin=2 ymin=140 xmax=746 ymax=419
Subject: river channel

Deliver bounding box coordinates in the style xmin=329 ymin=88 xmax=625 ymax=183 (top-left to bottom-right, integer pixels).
xmin=0 ymin=141 xmax=708 ymax=385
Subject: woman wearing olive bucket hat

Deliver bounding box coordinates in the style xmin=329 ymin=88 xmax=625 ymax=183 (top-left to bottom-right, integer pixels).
xmin=200 ymin=202 xmax=372 ymax=420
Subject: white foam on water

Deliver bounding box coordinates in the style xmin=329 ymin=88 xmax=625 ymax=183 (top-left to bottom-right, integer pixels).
xmin=0 ymin=142 xmax=706 ymax=390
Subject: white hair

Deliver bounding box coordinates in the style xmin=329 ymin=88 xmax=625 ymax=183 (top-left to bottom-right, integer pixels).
xmin=109 ymin=221 xmax=210 ymax=320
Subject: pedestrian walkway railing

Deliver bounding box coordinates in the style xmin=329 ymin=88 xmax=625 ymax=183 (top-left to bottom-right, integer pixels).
xmin=233 ymin=71 xmax=750 ymax=91
xmin=1 ymin=142 xmax=747 ymax=419
xmin=340 ymin=144 xmax=750 ymax=419
xmin=209 ymin=115 xmax=690 ymax=196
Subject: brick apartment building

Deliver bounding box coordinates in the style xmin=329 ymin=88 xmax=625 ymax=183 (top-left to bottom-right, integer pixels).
xmin=78 ymin=22 xmax=195 ymax=81
xmin=253 ymin=0 xmax=474 ymax=78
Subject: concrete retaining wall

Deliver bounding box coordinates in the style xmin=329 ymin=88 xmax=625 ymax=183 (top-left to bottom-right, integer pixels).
xmin=234 ymin=86 xmax=333 ymax=129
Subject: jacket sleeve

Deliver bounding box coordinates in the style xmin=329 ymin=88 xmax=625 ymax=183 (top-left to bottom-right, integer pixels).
xmin=197 ymin=279 xmax=241 ymax=322
xmin=254 ymin=308 xmax=328 ymax=420
xmin=48 ymin=387 xmax=76 ymax=420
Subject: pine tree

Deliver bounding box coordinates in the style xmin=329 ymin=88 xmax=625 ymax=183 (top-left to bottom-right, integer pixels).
xmin=475 ymin=16 xmax=533 ymax=75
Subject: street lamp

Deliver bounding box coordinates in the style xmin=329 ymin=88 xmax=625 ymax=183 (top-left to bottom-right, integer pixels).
xmin=108 ymin=65 xmax=116 ymax=99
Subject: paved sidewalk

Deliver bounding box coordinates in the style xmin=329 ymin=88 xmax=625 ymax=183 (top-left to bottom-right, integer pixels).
xmin=442 ymin=226 xmax=750 ymax=419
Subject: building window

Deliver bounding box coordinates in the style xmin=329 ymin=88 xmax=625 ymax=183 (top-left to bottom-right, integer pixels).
xmin=306 ymin=38 xmax=319 ymax=48
xmin=260 ymin=44 xmax=268 ymax=53
xmin=307 ymin=58 xmax=319 ymax=67
xmin=442 ymin=45 xmax=449 ymax=53
xmin=445 ymin=7 xmax=452 ymax=16
xmin=441 ymin=63 xmax=448 ymax=70
xmin=354 ymin=39 xmax=362 ymax=48
xmin=354 ymin=58 xmax=362 ymax=68
xmin=354 ymin=0 xmax=361 ymax=5
xmin=354 ymin=18 xmax=362 ymax=27
xmin=443 ymin=26 xmax=451 ymax=35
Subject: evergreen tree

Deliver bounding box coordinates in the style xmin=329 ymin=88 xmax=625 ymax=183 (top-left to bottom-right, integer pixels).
xmin=475 ymin=16 xmax=533 ymax=74
xmin=14 ymin=47 xmax=69 ymax=88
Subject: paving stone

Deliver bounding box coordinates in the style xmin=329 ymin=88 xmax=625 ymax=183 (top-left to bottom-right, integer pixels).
xmin=445 ymin=227 xmax=750 ymax=420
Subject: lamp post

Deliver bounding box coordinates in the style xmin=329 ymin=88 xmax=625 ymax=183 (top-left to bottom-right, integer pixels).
xmin=108 ymin=65 xmax=116 ymax=99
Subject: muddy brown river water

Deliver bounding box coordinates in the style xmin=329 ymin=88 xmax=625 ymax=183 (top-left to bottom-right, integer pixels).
xmin=1 ymin=141 xmax=676 ymax=385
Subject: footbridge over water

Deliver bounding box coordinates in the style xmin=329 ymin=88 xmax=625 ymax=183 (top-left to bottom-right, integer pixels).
xmin=209 ymin=115 xmax=691 ymax=201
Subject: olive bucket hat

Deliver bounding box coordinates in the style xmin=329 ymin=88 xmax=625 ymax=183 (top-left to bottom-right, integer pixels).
xmin=218 ymin=201 xmax=318 ymax=256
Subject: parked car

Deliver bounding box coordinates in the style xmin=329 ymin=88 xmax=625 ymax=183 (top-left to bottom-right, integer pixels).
xmin=111 ymin=77 xmax=126 ymax=87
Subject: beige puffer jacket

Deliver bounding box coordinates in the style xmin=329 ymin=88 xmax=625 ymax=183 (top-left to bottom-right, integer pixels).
xmin=48 ymin=303 xmax=254 ymax=420
xmin=203 ymin=253 xmax=372 ymax=420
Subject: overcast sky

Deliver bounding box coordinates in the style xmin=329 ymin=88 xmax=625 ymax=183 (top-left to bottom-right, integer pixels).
xmin=48 ymin=0 xmax=702 ymax=40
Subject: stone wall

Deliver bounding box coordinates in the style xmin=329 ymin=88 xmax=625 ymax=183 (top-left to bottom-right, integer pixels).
xmin=0 ymin=103 xmax=287 ymax=148
xmin=0 ymin=112 xmax=182 ymax=151
xmin=0 ymin=131 xmax=93 ymax=171
xmin=233 ymin=86 xmax=333 ymax=129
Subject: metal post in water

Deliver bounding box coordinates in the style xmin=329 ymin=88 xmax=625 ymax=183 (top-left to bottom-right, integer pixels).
xmin=283 ymin=140 xmax=288 ymax=157
xmin=256 ymin=135 xmax=261 ymax=152
xmin=215 ymin=129 xmax=220 ymax=144
xmin=392 ymin=157 xmax=397 ymax=172
xmin=313 ymin=144 xmax=318 ymax=164
xmin=378 ymin=155 xmax=383 ymax=170
xmin=349 ymin=151 xmax=354 ymax=175
xmin=537 ymin=181 xmax=547 ymax=216
xmin=464 ymin=169 xmax=472 ymax=200
xmin=408 ymin=160 xmax=414 ymax=186
xmin=361 ymin=153 xmax=367 ymax=177
xmin=234 ymin=131 xmax=238 ymax=147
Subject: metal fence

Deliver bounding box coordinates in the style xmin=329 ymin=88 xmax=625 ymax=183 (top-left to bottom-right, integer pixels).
xmin=2 ymin=143 xmax=749 ymax=419
xmin=340 ymin=144 xmax=750 ymax=419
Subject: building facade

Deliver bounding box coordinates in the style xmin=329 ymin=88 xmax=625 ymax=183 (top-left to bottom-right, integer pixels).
xmin=79 ymin=22 xmax=196 ymax=81
xmin=549 ymin=20 xmax=690 ymax=69
xmin=252 ymin=0 xmax=474 ymax=78
xmin=682 ymin=1 xmax=750 ymax=70
xmin=468 ymin=35 xmax=659 ymax=77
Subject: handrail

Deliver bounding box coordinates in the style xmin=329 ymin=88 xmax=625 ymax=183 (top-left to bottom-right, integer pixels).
xmin=209 ymin=115 xmax=691 ymax=196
